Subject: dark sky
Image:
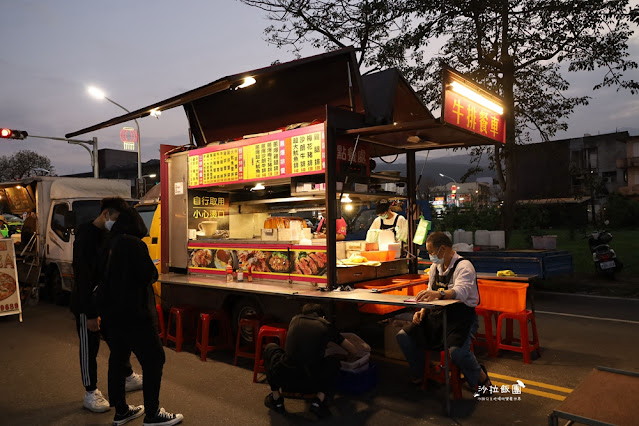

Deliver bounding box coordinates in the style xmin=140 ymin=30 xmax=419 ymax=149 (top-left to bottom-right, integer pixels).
xmin=1 ymin=1 xmax=638 ymax=175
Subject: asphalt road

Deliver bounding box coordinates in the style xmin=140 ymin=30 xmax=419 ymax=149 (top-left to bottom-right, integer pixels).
xmin=1 ymin=292 xmax=638 ymax=426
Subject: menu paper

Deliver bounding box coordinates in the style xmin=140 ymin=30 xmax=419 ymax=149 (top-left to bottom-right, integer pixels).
xmin=243 ymin=139 xmax=282 ymax=180
xmin=291 ymin=131 xmax=323 ymax=174
xmin=0 ymin=239 xmax=22 ymax=322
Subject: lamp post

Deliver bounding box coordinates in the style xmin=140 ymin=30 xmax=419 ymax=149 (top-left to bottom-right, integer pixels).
xmin=88 ymin=86 xmax=141 ymax=180
xmin=438 ymin=173 xmax=457 ymax=184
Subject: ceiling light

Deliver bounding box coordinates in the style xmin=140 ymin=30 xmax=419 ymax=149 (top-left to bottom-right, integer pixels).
xmin=449 ymin=81 xmax=504 ymax=115
xmin=236 ymin=77 xmax=256 ymax=90
xmin=341 ymin=194 xmax=352 ymax=203
xmin=251 ymin=182 xmax=265 ymax=191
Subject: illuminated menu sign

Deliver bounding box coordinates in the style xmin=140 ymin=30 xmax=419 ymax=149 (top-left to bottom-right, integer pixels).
xmin=442 ymin=67 xmax=505 ymax=144
xmin=188 ymin=123 xmax=325 ymax=188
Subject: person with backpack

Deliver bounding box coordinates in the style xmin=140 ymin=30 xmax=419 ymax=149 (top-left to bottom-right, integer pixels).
xmin=71 ymin=197 xmax=142 ymax=413
xmin=395 ymin=232 xmax=492 ymax=394
xmin=98 ymin=208 xmax=183 ymax=426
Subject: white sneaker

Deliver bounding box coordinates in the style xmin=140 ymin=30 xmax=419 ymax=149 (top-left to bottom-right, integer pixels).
xmin=83 ymin=389 xmax=111 ymax=413
xmin=125 ymin=372 xmax=143 ymax=392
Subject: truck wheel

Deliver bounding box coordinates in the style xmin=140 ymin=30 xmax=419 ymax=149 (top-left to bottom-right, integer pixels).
xmin=47 ymin=267 xmax=68 ymax=306
xmin=231 ymin=297 xmax=262 ymax=345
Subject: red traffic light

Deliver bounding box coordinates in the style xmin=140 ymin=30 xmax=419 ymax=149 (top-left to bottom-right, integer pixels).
xmin=0 ymin=128 xmax=28 ymax=140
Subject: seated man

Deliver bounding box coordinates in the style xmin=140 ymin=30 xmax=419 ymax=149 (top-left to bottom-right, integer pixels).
xmin=396 ymin=232 xmax=492 ymax=394
xmin=263 ymin=303 xmax=358 ymax=417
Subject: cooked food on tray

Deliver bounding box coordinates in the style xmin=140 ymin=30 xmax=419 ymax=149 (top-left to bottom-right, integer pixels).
xmin=0 ymin=272 xmax=17 ymax=301
xmin=214 ymin=249 xmax=233 ymax=268
xmin=267 ymin=251 xmax=291 ymax=273
xmin=263 ymin=217 xmax=308 ymax=229
xmin=294 ymin=251 xmax=327 ymax=276
xmin=190 ymin=249 xmax=213 ymax=268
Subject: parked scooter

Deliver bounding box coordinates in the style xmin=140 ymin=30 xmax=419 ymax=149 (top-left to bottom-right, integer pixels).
xmin=587 ymin=230 xmax=623 ymax=278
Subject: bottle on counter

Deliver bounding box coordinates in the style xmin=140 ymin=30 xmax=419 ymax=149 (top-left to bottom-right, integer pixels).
xmin=237 ymin=261 xmax=244 ymax=282
xmin=226 ymin=263 xmax=233 ymax=282
xmin=247 ymin=263 xmax=253 ymax=282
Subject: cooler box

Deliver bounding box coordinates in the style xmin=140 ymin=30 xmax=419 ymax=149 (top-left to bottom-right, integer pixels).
xmin=477 ymin=279 xmax=528 ymax=313
xmin=337 ymin=362 xmax=378 ymax=394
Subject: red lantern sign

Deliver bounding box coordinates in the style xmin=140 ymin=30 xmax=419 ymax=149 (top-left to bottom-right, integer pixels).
xmin=120 ymin=127 xmax=138 ymax=143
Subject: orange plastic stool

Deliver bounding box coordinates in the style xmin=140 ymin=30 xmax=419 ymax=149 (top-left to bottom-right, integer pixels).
xmin=496 ymin=309 xmax=541 ymax=364
xmin=156 ymin=304 xmax=166 ymax=344
xmin=195 ymin=310 xmax=233 ymax=361
xmin=165 ymin=305 xmax=197 ymax=352
xmin=234 ymin=315 xmax=263 ymax=366
xmin=253 ymin=324 xmax=288 ymax=383
xmin=474 ymin=308 xmax=499 ymax=357
xmin=421 ymin=350 xmax=465 ymax=400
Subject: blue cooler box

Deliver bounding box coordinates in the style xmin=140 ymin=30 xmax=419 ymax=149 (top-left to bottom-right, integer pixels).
xmin=337 ymin=362 xmax=378 ymax=394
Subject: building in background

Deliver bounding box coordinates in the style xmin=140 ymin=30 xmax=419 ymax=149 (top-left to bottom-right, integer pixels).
xmin=617 ymin=135 xmax=639 ymax=196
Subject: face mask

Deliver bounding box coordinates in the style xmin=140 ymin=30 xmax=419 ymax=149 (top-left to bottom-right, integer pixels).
xmin=104 ymin=213 xmax=116 ymax=231
xmin=429 ymin=247 xmax=444 ymax=264
xmin=379 ymin=214 xmax=388 ymax=220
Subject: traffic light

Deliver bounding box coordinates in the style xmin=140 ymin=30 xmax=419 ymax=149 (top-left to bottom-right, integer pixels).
xmin=0 ymin=128 xmax=28 ymax=140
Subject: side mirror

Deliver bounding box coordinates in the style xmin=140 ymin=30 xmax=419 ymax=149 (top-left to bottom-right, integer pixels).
xmin=64 ymin=211 xmax=76 ymax=230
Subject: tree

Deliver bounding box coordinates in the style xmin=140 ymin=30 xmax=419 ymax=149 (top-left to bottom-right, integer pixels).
xmin=240 ymin=0 xmax=639 ymax=239
xmin=0 ymin=150 xmax=55 ymax=181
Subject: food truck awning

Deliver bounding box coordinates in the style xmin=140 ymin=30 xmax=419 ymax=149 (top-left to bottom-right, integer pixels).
xmin=66 ymin=47 xmax=500 ymax=154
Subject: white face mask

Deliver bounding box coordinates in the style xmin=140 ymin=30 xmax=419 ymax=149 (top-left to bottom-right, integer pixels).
xmin=429 ymin=246 xmax=444 ymax=264
xmin=104 ymin=213 xmax=116 ymax=231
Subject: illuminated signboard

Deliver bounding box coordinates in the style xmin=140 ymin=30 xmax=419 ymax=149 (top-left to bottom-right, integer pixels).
xmin=188 ymin=123 xmax=325 ymax=188
xmin=442 ymin=67 xmax=505 ymax=144
xmin=120 ymin=127 xmax=137 ymax=151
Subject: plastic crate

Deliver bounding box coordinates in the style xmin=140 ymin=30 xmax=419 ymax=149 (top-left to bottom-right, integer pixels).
xmin=477 ymin=279 xmax=528 ymax=313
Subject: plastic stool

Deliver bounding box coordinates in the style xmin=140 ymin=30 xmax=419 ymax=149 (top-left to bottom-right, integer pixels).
xmin=156 ymin=304 xmax=166 ymax=344
xmin=253 ymin=323 xmax=288 ymax=383
xmin=195 ymin=310 xmax=233 ymax=361
xmin=234 ymin=315 xmax=263 ymax=366
xmin=421 ymin=350 xmax=464 ymax=400
xmin=496 ymin=309 xmax=541 ymax=364
xmin=165 ymin=305 xmax=197 ymax=352
xmin=475 ymin=308 xmax=499 ymax=357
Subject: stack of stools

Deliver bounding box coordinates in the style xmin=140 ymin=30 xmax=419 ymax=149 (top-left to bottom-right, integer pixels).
xmin=496 ymin=309 xmax=541 ymax=364
xmin=421 ymin=350 xmax=465 ymax=400
xmin=195 ymin=310 xmax=234 ymax=361
xmin=165 ymin=305 xmax=197 ymax=352
xmin=474 ymin=307 xmax=499 ymax=357
xmin=156 ymin=304 xmax=166 ymax=344
xmin=253 ymin=323 xmax=289 ymax=383
xmin=234 ymin=314 xmax=264 ymax=366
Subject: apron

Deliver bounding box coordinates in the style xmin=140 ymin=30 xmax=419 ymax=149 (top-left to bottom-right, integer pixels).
xmin=422 ymin=257 xmax=478 ymax=349
xmin=379 ymin=213 xmax=400 ymax=237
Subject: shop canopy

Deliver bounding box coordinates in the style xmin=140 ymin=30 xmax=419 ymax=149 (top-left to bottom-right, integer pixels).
xmin=66 ymin=47 xmax=499 ymax=155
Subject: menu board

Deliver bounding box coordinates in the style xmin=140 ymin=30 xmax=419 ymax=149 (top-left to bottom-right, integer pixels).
xmin=291 ymin=131 xmax=324 ymax=174
xmin=243 ymin=139 xmax=283 ymax=180
xmin=187 ymin=123 xmax=325 ymax=188
xmin=0 ymin=239 xmax=22 ymax=322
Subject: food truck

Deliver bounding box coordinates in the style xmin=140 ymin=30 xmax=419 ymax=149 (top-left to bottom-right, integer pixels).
xmin=66 ymin=48 xmax=505 ymax=332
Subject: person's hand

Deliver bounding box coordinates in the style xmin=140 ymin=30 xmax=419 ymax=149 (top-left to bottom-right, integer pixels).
xmin=416 ymin=290 xmax=441 ymax=303
xmin=87 ymin=317 xmax=101 ymax=332
xmin=412 ymin=309 xmax=424 ymax=325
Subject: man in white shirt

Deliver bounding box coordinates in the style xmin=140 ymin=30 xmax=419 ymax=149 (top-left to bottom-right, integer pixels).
xmin=396 ymin=232 xmax=492 ymax=394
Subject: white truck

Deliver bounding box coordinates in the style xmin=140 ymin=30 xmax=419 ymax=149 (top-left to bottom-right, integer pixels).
xmin=0 ymin=177 xmax=132 ymax=304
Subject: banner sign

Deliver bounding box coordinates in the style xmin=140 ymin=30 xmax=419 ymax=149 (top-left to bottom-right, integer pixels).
xmin=0 ymin=239 xmax=22 ymax=322
xmin=187 ymin=123 xmax=325 ymax=188
xmin=441 ymin=67 xmax=506 ymax=144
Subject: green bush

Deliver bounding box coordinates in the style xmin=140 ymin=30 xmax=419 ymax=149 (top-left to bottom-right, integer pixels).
xmin=432 ymin=205 xmax=501 ymax=232
xmin=604 ymin=193 xmax=639 ymax=228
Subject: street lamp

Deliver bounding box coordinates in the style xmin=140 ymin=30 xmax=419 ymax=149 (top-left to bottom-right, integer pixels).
xmin=88 ymin=86 xmax=142 ymax=180
xmin=439 ymin=173 xmax=457 ymax=184
xmin=439 ymin=173 xmax=458 ymax=207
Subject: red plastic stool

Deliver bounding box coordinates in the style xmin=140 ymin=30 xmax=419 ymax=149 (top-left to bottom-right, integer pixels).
xmin=496 ymin=309 xmax=541 ymax=364
xmin=165 ymin=305 xmax=197 ymax=352
xmin=156 ymin=304 xmax=166 ymax=344
xmin=475 ymin=308 xmax=499 ymax=357
xmin=421 ymin=350 xmax=465 ymax=400
xmin=234 ymin=315 xmax=263 ymax=366
xmin=195 ymin=310 xmax=233 ymax=361
xmin=253 ymin=323 xmax=288 ymax=383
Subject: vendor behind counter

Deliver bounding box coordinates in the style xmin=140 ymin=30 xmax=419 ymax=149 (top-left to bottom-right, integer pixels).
xmin=368 ymin=200 xmax=407 ymax=244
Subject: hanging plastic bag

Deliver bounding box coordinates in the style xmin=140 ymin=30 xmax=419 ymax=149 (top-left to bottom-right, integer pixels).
xmin=413 ymin=215 xmax=431 ymax=246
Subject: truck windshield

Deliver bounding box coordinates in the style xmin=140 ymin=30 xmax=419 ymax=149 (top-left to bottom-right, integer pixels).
xmin=135 ymin=204 xmax=157 ymax=237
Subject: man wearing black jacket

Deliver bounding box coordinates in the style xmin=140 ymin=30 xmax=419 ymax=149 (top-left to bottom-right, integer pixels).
xmin=100 ymin=208 xmax=183 ymax=426
xmin=71 ymin=197 xmax=142 ymax=413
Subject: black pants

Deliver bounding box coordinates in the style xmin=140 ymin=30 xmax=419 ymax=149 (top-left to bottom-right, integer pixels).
xmin=75 ymin=313 xmax=133 ymax=392
xmin=263 ymin=343 xmax=340 ymax=395
xmin=102 ymin=320 xmax=165 ymax=415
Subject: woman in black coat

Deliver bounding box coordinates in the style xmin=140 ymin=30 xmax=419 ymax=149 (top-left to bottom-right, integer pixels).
xmin=100 ymin=208 xmax=183 ymax=426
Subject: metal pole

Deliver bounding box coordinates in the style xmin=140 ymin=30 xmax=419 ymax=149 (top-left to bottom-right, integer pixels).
xmin=28 ymin=134 xmax=98 ymax=178
xmin=92 ymin=137 xmax=99 ymax=178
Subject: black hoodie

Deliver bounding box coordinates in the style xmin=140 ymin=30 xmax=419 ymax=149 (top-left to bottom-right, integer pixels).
xmin=100 ymin=208 xmax=158 ymax=328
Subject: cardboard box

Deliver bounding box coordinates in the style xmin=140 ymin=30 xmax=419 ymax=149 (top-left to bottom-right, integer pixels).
xmin=354 ymin=183 xmax=368 ymax=193
xmin=382 ymin=183 xmax=397 ymax=193
xmin=261 ymin=228 xmax=277 ymax=241
xmin=277 ymin=228 xmax=293 ymax=241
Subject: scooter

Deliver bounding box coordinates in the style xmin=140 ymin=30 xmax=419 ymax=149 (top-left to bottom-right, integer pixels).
xmin=587 ymin=230 xmax=623 ymax=278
